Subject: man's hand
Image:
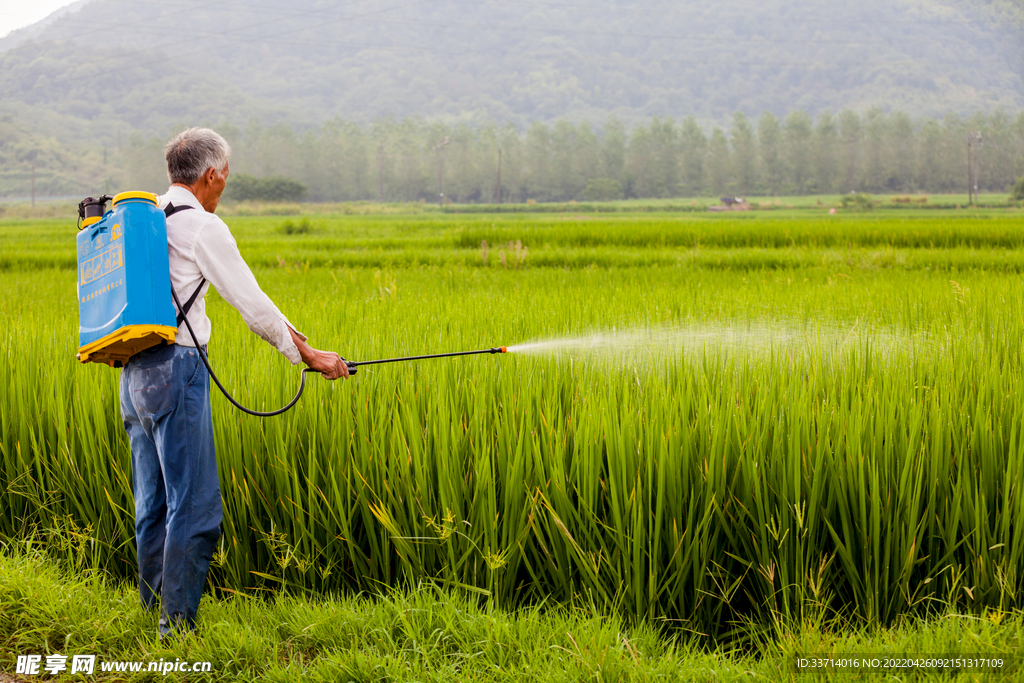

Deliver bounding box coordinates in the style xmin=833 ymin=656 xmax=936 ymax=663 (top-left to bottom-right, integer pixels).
xmin=289 ymin=328 xmax=349 ymax=380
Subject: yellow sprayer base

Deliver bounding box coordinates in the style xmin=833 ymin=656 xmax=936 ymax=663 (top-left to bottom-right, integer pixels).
xmin=78 ymin=325 xmax=178 ymax=367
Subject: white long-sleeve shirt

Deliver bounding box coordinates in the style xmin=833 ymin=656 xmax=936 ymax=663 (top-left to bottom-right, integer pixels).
xmin=158 ymin=186 xmax=303 ymax=364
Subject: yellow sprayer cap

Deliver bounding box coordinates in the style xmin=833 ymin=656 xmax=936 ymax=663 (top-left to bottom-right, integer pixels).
xmin=112 ymin=191 xmax=158 ymax=207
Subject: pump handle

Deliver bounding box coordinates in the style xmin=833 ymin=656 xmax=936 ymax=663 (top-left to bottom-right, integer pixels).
xmin=77 ymin=195 xmax=114 ymax=230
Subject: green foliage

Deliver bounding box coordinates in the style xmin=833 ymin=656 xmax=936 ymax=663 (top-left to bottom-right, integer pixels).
xmin=840 ymin=193 xmax=876 ymax=211
xmin=3 ymin=548 xmax=1024 ymax=680
xmin=225 ymin=174 xmax=307 ymax=202
xmin=1012 ymin=174 xmax=1024 ymax=201
xmin=7 ymin=210 xmax=1024 ymax=272
xmin=577 ymin=178 xmax=623 ymax=201
xmin=1 ymin=0 xmax=1022 ymax=139
xmin=5 ymin=209 xmax=1024 ymax=643
xmin=1 ymin=109 xmax=1022 ymax=203
xmin=277 ymin=217 xmax=313 ymax=235
xmin=1 ymin=0 xmax=1023 ymax=203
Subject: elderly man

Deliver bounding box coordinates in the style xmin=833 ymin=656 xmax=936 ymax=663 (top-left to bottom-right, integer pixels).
xmin=120 ymin=127 xmax=347 ymax=638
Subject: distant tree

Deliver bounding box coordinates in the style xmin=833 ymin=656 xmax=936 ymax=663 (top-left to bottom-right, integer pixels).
xmin=578 ymin=178 xmax=623 ymax=201
xmin=706 ymin=128 xmax=731 ymax=195
xmin=370 ymin=117 xmax=395 ymax=202
xmin=626 ymin=118 xmax=679 ymax=198
xmin=225 ymin=174 xmax=307 ymax=201
xmin=813 ymin=111 xmax=839 ymax=194
xmin=124 ymin=133 xmax=168 ymax=193
xmin=940 ymin=112 xmax=968 ymax=195
xmin=982 ymin=111 xmax=1016 ymax=195
xmin=550 ymin=120 xmax=586 ymax=201
xmin=575 ymin=122 xmax=602 ymax=192
xmin=477 ymin=121 xmax=501 ymax=203
xmin=862 ymin=107 xmax=888 ymax=192
xmin=730 ymin=112 xmax=756 ymax=196
xmin=1011 ymin=174 xmax=1024 ymax=201
xmin=1015 ymin=112 xmax=1024 ymax=183
xmin=890 ymin=112 xmax=914 ymax=192
xmin=679 ymin=116 xmax=707 ymax=196
xmin=311 ymin=117 xmax=371 ymax=201
xmin=758 ymin=112 xmax=782 ymax=196
xmin=498 ymin=122 xmax=525 ymax=203
xmin=601 ymin=118 xmax=627 ymax=185
xmin=448 ymin=123 xmax=482 ymax=202
xmin=838 ymin=110 xmax=862 ymax=193
xmin=783 ymin=110 xmax=813 ymax=194
xmin=524 ymin=122 xmax=552 ymax=201
xmin=378 ymin=117 xmax=429 ymax=202
xmin=625 ymin=124 xmax=652 ymax=198
xmin=649 ymin=118 xmax=681 ymax=197
xmin=39 ymin=107 xmax=1024 ymax=204
xmin=916 ymin=117 xmax=944 ymax=192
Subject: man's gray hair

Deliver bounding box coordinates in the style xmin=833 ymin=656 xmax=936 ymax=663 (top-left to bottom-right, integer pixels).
xmin=165 ymin=127 xmax=231 ymax=186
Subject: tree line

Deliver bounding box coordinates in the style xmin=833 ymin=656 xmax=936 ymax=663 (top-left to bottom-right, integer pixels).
xmin=12 ymin=108 xmax=1024 ymax=203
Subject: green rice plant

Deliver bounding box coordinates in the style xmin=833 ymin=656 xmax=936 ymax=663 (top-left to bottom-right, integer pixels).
xmin=3 ymin=212 xmax=1024 ymax=643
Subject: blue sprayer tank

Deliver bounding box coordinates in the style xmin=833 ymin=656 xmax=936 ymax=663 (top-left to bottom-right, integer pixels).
xmin=76 ymin=191 xmax=178 ymax=367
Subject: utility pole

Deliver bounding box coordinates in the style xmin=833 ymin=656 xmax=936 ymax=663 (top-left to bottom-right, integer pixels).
xmin=495 ymin=146 xmax=502 ymax=204
xmin=966 ymin=132 xmax=982 ymax=205
xmin=966 ymin=134 xmax=973 ymax=205
xmin=31 ymin=162 xmax=36 ymax=208
xmin=434 ymin=136 xmax=449 ymax=206
xmin=378 ymin=140 xmax=386 ymax=203
xmin=973 ymin=131 xmax=982 ymax=204
xmin=848 ymin=134 xmax=857 ymax=194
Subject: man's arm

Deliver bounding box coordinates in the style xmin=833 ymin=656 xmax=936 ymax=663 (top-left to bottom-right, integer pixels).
xmin=289 ymin=327 xmax=349 ymax=380
xmin=192 ymin=216 xmax=342 ymax=369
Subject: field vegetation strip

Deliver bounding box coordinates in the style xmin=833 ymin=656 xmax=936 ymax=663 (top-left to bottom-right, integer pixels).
xmin=2 ymin=210 xmax=1024 ymax=646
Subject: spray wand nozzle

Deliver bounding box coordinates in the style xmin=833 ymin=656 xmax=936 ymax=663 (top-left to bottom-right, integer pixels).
xmin=344 ymin=346 xmax=507 ymax=374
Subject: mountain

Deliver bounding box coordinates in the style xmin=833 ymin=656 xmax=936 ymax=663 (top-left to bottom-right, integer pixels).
xmin=0 ymin=0 xmax=1021 ymax=148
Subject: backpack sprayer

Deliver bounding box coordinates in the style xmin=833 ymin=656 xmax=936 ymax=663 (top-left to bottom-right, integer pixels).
xmin=76 ymin=192 xmax=507 ymax=416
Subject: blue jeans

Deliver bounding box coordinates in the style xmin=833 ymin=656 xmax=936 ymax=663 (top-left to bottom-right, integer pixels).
xmin=120 ymin=343 xmax=222 ymax=637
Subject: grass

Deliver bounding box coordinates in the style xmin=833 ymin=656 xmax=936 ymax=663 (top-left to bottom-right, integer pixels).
xmin=3 ymin=204 xmax=1024 ymax=661
xmin=1 ymin=547 xmax=1021 ymax=682
xmin=3 ymin=207 xmax=1024 ymax=271
xmin=2 ymin=193 xmax=1014 ymax=221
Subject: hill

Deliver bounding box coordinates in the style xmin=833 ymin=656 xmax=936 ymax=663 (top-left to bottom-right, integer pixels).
xmin=0 ymin=0 xmax=1021 ymax=148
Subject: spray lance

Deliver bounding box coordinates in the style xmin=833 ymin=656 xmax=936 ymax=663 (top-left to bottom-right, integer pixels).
xmin=176 ymin=280 xmax=509 ymax=418
xmin=166 ymin=256 xmax=509 ymax=416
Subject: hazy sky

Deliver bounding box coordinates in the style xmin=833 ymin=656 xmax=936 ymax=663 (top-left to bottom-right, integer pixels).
xmin=0 ymin=0 xmax=77 ymax=38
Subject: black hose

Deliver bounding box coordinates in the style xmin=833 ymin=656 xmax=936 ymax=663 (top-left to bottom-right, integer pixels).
xmin=171 ymin=285 xmax=503 ymax=416
xmin=172 ymin=286 xmax=315 ymax=417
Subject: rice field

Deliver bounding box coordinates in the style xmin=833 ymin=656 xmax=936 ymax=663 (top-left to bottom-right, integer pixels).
xmin=2 ymin=206 xmax=1024 ymax=642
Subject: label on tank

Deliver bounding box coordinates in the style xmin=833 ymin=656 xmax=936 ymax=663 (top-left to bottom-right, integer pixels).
xmin=80 ymin=241 xmax=124 ymax=285
xmin=78 ymin=219 xmax=128 ymax=335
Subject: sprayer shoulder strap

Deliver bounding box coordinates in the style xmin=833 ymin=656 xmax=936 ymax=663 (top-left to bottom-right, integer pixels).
xmin=176 ymin=279 xmax=206 ymax=327
xmin=163 ymin=202 xmax=206 ymax=326
xmin=164 ymin=202 xmax=194 ymax=218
